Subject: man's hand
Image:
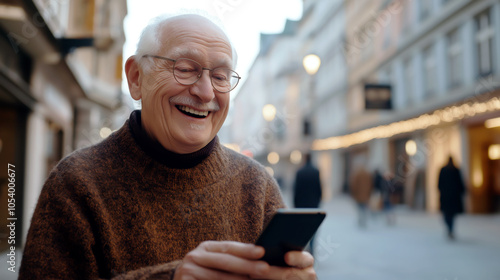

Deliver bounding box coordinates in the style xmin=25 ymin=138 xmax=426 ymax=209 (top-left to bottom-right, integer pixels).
xmin=172 ymin=241 xmax=317 ymax=280
xmin=173 ymin=241 xmax=268 ymax=279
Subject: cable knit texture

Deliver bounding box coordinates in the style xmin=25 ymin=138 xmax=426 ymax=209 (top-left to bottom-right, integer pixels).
xmin=19 ymin=112 xmax=285 ymax=279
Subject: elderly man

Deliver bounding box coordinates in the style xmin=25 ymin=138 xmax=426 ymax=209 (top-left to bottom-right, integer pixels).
xmin=19 ymin=14 xmax=316 ymax=279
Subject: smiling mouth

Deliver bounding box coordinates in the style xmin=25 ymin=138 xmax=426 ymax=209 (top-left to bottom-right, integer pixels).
xmin=176 ymin=105 xmax=210 ymax=119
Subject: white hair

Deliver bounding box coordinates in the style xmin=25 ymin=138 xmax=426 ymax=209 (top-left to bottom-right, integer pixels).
xmin=135 ymin=10 xmax=238 ymax=73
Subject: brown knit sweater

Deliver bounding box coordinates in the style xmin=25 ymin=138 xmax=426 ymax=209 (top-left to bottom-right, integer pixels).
xmin=19 ymin=111 xmax=285 ymax=279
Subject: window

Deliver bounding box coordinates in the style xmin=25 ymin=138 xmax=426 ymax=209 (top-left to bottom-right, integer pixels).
xmin=403 ymin=58 xmax=414 ymax=106
xmin=475 ymin=8 xmax=494 ymax=77
xmin=420 ymin=0 xmax=433 ymax=21
xmin=358 ymin=27 xmax=374 ymax=62
xmin=442 ymin=0 xmax=453 ymax=6
xmin=423 ymin=45 xmax=437 ymax=96
xmin=379 ymin=67 xmax=392 ymax=85
xmin=447 ymin=28 xmax=463 ymax=88
xmin=46 ymin=122 xmax=64 ymax=176
xmin=402 ymin=1 xmax=414 ymax=33
xmin=383 ymin=16 xmax=392 ymax=49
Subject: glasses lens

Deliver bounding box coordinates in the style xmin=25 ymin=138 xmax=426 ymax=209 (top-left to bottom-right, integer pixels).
xmin=211 ymin=68 xmax=240 ymax=92
xmin=173 ymin=58 xmax=202 ymax=85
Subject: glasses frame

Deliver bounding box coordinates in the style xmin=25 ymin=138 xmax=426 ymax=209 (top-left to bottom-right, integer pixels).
xmin=142 ymin=54 xmax=241 ymax=93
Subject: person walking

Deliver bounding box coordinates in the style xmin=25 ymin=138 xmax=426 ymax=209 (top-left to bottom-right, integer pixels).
xmin=438 ymin=156 xmax=465 ymax=240
xmin=294 ymin=153 xmax=322 ymax=208
xmin=381 ymin=172 xmax=397 ymax=225
xmin=350 ymin=165 xmax=373 ymax=228
xmin=294 ymin=153 xmax=322 ymax=255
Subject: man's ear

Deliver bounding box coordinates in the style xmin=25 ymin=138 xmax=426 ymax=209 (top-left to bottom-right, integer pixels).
xmin=125 ymin=56 xmax=142 ymax=101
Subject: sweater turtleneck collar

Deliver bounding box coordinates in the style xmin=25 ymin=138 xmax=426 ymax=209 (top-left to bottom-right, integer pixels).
xmin=128 ymin=110 xmax=217 ymax=169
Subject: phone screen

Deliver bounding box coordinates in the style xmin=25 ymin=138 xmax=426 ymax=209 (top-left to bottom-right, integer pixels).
xmin=255 ymin=208 xmax=326 ymax=267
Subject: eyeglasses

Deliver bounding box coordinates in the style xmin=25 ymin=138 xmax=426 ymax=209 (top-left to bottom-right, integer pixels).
xmin=142 ymin=55 xmax=241 ymax=93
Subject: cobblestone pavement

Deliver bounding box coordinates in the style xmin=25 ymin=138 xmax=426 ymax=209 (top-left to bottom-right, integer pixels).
xmin=312 ymin=195 xmax=500 ymax=280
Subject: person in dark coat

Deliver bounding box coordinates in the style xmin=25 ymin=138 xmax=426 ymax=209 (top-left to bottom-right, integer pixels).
xmin=293 ymin=153 xmax=322 ymax=255
xmin=438 ymin=156 xmax=465 ymax=240
xmin=294 ymin=153 xmax=322 ymax=208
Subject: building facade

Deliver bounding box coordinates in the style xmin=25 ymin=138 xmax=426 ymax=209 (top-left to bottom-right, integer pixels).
xmin=226 ymin=0 xmax=347 ymax=201
xmin=0 ymin=0 xmax=129 ymax=250
xmin=226 ymin=0 xmax=500 ymax=213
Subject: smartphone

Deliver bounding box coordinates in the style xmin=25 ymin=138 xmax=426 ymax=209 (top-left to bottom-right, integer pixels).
xmin=255 ymin=208 xmax=326 ymax=267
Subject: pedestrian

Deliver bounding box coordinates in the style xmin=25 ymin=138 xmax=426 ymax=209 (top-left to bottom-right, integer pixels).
xmin=373 ymin=169 xmax=384 ymax=194
xmin=293 ymin=153 xmax=322 ymax=255
xmin=381 ymin=171 xmax=396 ymax=225
xmin=438 ymin=156 xmax=465 ymax=240
xmin=372 ymin=169 xmax=384 ymax=212
xmin=349 ymin=165 xmax=373 ymax=228
xmin=19 ymin=13 xmax=316 ymax=279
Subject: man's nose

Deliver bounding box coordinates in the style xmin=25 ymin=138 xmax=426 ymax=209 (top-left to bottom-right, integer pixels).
xmin=190 ymin=70 xmax=215 ymax=102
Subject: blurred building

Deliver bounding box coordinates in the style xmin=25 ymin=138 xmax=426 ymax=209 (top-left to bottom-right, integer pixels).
xmin=225 ymin=0 xmax=500 ymax=214
xmin=225 ymin=0 xmax=347 ymax=200
xmin=0 ymin=0 xmax=129 ymax=250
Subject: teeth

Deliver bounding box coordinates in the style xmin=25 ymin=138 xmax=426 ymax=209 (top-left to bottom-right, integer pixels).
xmin=178 ymin=106 xmax=209 ymax=117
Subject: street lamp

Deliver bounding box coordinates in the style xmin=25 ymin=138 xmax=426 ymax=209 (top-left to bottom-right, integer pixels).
xmin=302 ymin=54 xmax=321 ymax=139
xmin=303 ymin=54 xmax=321 ymax=75
xmin=262 ymin=104 xmax=277 ymax=122
xmin=405 ymin=139 xmax=417 ymax=156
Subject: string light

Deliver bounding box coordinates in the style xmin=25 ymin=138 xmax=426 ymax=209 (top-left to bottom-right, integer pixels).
xmin=313 ymin=96 xmax=500 ymax=151
xmin=485 ymin=117 xmax=500 ymax=128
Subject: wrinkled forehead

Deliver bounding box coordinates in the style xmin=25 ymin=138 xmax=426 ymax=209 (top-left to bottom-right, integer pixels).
xmin=168 ymin=47 xmax=232 ymax=68
xmin=158 ymin=15 xmax=233 ymax=67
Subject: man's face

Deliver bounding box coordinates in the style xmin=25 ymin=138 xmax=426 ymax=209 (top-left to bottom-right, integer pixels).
xmin=134 ymin=16 xmax=233 ymax=154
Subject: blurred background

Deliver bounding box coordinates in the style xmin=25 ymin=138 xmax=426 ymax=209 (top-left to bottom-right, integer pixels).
xmin=0 ymin=0 xmax=499 ymax=279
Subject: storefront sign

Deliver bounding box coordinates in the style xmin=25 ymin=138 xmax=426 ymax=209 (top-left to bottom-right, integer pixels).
xmin=365 ymin=84 xmax=392 ymax=110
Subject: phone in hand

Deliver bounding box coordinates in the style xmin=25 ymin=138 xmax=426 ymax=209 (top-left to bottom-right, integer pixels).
xmin=255 ymin=208 xmax=326 ymax=267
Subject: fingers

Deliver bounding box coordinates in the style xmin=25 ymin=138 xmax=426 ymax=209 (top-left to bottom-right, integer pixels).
xmin=200 ymin=240 xmax=265 ymax=260
xmin=184 ymin=249 xmax=269 ymax=276
xmin=175 ymin=261 xmax=251 ymax=280
xmin=174 ymin=241 xmax=269 ymax=278
xmin=284 ymin=251 xmax=314 ymax=268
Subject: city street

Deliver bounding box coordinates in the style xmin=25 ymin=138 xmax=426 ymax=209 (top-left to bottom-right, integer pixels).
xmin=2 ymin=195 xmax=500 ymax=279
xmin=2 ymin=0 xmax=500 ymax=279
xmin=312 ymin=195 xmax=500 ymax=280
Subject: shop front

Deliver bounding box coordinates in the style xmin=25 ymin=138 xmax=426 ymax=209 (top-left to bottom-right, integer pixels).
xmin=314 ymin=88 xmax=500 ymax=214
xmin=0 ymin=29 xmax=34 ymax=251
xmin=465 ymin=110 xmax=500 ymax=213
